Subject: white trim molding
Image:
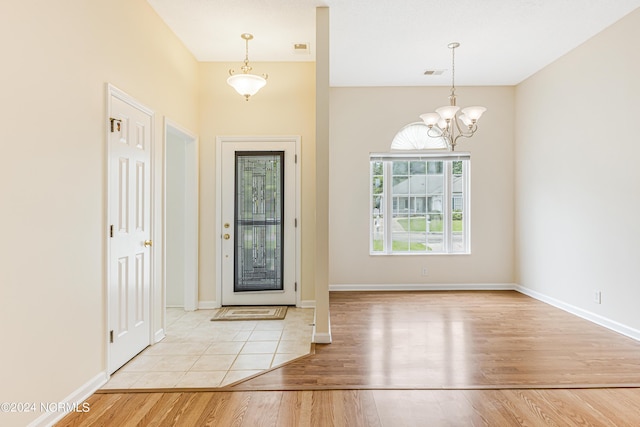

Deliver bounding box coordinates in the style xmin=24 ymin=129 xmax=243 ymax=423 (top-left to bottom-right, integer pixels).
xmin=300 ymin=300 xmax=316 ymax=308
xmin=313 ymin=313 xmax=332 ymax=344
xmin=516 ymin=285 xmax=640 ymax=342
xmin=313 ymin=331 xmax=332 ymax=344
xmin=28 ymin=372 xmax=107 ymax=427
xmin=199 ymin=300 xmax=314 ymax=309
xmin=198 ymin=300 xmax=219 ymax=310
xmin=330 ymin=283 xmax=517 ymax=292
xmin=154 ymin=328 xmax=165 ymax=344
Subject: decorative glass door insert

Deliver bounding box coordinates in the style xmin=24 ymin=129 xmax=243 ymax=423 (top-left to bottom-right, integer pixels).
xmin=234 ymin=151 xmax=284 ymax=292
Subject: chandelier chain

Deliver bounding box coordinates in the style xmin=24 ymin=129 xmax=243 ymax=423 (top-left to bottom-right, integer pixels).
xmin=452 ymin=45 xmax=455 ymax=92
xmin=244 ymin=37 xmax=249 ymax=65
xmin=450 ymin=43 xmax=457 ymax=103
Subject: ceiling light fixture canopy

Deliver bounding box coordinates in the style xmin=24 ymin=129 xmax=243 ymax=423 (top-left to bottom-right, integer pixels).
xmin=227 ymin=33 xmax=268 ymax=101
xmin=420 ymin=42 xmax=486 ymax=151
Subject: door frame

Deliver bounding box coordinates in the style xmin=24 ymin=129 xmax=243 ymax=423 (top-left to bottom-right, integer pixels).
xmin=105 ymin=83 xmax=155 ymax=375
xmin=163 ymin=119 xmax=199 ymax=312
xmin=215 ymin=136 xmax=301 ymax=307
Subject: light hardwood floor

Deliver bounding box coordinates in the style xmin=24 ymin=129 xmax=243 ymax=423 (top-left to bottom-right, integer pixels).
xmin=235 ymin=291 xmax=640 ymax=389
xmin=57 ymin=388 xmax=640 ymax=426
xmin=59 ymin=291 xmax=640 ymax=426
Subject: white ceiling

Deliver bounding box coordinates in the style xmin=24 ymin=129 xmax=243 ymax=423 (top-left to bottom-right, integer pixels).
xmin=147 ymin=0 xmax=640 ymax=86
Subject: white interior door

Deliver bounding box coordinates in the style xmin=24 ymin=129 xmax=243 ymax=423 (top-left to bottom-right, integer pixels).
xmin=220 ymin=139 xmax=297 ymax=306
xmin=107 ymin=89 xmax=153 ymax=374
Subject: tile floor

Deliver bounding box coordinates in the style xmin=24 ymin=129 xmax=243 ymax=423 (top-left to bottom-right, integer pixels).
xmin=102 ymin=307 xmax=314 ymax=389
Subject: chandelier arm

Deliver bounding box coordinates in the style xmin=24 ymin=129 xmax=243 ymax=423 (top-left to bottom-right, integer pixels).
xmin=452 ymin=123 xmax=479 ymax=146
xmin=426 ymin=127 xmax=444 ymax=138
xmin=454 ymin=116 xmax=479 ymax=137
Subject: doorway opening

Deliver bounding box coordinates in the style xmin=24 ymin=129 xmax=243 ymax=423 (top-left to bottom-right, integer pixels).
xmin=164 ymin=120 xmax=198 ymax=313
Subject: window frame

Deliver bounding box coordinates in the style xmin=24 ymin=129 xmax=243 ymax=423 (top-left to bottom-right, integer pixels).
xmin=370 ymin=151 xmax=470 ymax=255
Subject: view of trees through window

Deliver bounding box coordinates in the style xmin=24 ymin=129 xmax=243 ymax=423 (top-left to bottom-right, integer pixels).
xmin=371 ymin=158 xmax=468 ymax=254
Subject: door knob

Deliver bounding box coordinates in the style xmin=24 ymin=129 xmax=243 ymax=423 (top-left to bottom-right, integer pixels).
xmin=223 ymin=234 xmax=231 ymax=240
xmin=144 ymin=240 xmax=153 ymax=247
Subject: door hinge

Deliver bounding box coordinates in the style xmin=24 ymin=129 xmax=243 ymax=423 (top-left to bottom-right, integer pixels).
xmin=109 ymin=330 xmax=114 ymax=343
xmin=294 ymin=218 xmax=298 ymax=228
xmin=109 ymin=117 xmax=122 ymax=133
xmin=295 ymin=282 xmax=298 ymax=292
xmin=109 ymin=225 xmax=114 ymax=238
xmin=295 ymin=154 xmax=298 ymax=164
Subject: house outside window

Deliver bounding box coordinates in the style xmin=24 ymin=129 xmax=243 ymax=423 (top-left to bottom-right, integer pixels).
xmin=370 ymin=152 xmax=470 ymax=255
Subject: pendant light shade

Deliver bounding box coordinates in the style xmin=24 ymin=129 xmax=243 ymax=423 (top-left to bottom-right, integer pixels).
xmin=227 ymin=73 xmax=267 ymax=99
xmin=227 ymin=33 xmax=268 ymax=101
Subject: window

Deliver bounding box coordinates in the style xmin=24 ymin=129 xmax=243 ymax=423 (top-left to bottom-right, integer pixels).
xmin=370 ymin=152 xmax=470 ymax=255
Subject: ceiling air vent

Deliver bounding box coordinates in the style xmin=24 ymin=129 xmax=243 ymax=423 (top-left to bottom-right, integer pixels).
xmin=293 ymin=42 xmax=310 ymax=54
xmin=424 ymin=69 xmax=446 ymax=75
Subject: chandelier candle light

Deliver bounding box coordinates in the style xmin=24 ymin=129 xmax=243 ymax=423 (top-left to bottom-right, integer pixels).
xmin=420 ymin=42 xmax=486 ymax=151
xmin=227 ymin=33 xmax=268 ymax=101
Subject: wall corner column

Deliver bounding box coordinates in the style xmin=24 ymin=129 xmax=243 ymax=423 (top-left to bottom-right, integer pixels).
xmin=313 ymin=6 xmax=331 ymax=344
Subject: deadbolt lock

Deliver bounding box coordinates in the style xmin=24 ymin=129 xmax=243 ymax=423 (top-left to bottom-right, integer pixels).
xmin=224 ymin=223 xmax=230 ymax=228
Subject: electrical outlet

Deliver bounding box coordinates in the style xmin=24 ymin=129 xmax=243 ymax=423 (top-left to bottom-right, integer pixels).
xmin=593 ymin=291 xmax=602 ymax=304
xmin=421 ymin=267 xmax=429 ymax=276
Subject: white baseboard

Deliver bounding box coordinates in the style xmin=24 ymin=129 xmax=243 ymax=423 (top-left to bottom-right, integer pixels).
xmin=516 ymin=285 xmax=640 ymax=342
xmin=299 ymin=300 xmax=316 ymax=308
xmin=29 ymin=372 xmax=107 ymax=427
xmin=311 ymin=310 xmax=331 ymax=344
xmin=199 ymin=300 xmax=314 ymax=309
xmin=198 ymin=300 xmax=219 ymax=309
xmin=329 ymin=283 xmax=517 ymax=292
xmin=313 ymin=331 xmax=332 ymax=344
xmin=154 ymin=328 xmax=165 ymax=343
xmin=312 ymin=311 xmax=332 ymax=344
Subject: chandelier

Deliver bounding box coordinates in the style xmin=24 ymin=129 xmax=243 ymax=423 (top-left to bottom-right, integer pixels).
xmin=419 ymin=42 xmax=486 ymax=151
xmin=227 ymin=33 xmax=268 ymax=101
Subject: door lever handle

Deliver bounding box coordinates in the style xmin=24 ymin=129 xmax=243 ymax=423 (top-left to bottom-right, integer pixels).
xmin=144 ymin=240 xmax=153 ymax=247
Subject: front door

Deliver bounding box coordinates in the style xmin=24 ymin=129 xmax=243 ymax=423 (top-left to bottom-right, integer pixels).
xmin=220 ymin=139 xmax=297 ymax=306
xmin=107 ymin=87 xmax=153 ymax=374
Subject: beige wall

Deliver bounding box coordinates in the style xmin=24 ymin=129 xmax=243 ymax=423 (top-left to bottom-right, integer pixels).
xmin=515 ymin=8 xmax=640 ymax=329
xmin=329 ymin=86 xmax=515 ymax=285
xmin=0 ymin=1 xmax=198 ymax=425
xmin=197 ymin=62 xmax=316 ymax=304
